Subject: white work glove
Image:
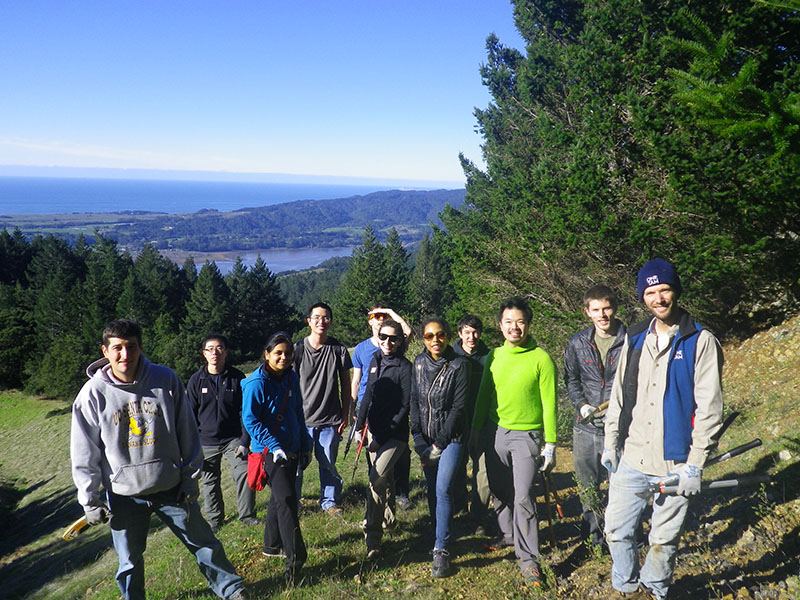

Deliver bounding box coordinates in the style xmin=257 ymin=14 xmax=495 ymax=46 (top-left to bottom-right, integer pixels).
xmin=579 ymin=404 xmax=594 ymax=420
xmin=428 ymin=444 xmax=442 ymax=463
xmin=273 ymin=448 xmax=288 ymax=464
xmin=540 ymin=443 xmax=556 ymax=472
xmin=85 ymin=505 xmax=110 ymax=526
xmin=234 ymin=445 xmax=248 ymax=458
xmin=672 ymin=463 xmax=702 ymax=497
xmin=601 ymin=448 xmax=619 ymax=473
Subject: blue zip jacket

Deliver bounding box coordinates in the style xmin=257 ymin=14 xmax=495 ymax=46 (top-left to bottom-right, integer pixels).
xmin=620 ymin=310 xmax=702 ymax=462
xmin=242 ymin=365 xmax=311 ymax=455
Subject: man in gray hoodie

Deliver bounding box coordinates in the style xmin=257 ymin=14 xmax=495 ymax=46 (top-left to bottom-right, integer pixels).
xmin=70 ymin=319 xmax=247 ymax=600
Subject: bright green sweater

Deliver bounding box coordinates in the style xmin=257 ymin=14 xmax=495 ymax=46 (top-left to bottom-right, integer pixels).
xmin=472 ymin=336 xmax=558 ymax=443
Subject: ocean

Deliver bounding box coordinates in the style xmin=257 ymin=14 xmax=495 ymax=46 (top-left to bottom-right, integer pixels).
xmin=0 ymin=176 xmax=402 ymax=215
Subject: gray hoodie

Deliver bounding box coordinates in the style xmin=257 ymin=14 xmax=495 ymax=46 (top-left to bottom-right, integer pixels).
xmin=70 ymin=356 xmax=203 ymax=509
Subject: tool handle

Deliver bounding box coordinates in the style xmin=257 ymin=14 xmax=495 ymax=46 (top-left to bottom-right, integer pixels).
xmin=706 ymin=438 xmax=762 ymax=468
xmin=658 ymin=475 xmax=770 ymax=495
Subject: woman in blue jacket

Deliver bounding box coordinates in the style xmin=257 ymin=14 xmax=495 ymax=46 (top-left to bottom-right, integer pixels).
xmin=242 ymin=331 xmax=312 ymax=585
xmin=410 ymin=317 xmax=469 ymax=578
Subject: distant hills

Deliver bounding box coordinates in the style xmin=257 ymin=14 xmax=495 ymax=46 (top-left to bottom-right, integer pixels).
xmin=1 ymin=188 xmax=465 ymax=252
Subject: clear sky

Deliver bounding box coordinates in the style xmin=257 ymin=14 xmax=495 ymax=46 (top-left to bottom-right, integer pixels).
xmin=0 ymin=1 xmax=524 ymax=187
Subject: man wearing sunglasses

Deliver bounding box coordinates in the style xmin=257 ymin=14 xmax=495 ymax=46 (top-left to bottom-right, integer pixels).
xmin=351 ymin=304 xmax=413 ymax=511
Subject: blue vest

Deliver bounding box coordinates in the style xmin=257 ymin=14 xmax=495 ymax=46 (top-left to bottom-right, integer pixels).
xmin=621 ymin=311 xmax=703 ymax=462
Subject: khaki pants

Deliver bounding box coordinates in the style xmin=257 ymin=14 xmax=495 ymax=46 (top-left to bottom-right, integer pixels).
xmin=363 ymin=436 xmax=408 ymax=549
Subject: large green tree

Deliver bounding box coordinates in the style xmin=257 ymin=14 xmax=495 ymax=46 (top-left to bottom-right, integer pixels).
xmin=443 ymin=0 xmax=800 ymax=350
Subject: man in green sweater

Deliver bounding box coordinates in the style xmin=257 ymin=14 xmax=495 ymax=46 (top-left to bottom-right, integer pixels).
xmin=473 ymin=297 xmax=558 ymax=588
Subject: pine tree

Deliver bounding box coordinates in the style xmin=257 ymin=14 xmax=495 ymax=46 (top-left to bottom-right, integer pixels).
xmin=382 ymin=228 xmax=412 ymax=315
xmin=333 ymin=225 xmax=388 ymax=344
xmin=411 ymin=230 xmax=456 ymax=322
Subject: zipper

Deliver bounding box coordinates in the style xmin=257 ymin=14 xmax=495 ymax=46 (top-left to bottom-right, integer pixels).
xmin=426 ymin=363 xmax=447 ymax=438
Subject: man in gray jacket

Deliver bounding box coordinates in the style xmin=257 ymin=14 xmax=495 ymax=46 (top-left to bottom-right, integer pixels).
xmin=70 ymin=319 xmax=247 ymax=600
xmin=564 ymin=285 xmax=626 ymax=547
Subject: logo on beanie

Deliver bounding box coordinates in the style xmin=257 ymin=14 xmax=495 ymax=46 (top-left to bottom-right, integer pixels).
xmin=646 ymin=275 xmax=660 ymax=286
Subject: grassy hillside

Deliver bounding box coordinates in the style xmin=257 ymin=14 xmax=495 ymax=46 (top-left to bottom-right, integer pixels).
xmin=0 ymin=314 xmax=798 ymax=599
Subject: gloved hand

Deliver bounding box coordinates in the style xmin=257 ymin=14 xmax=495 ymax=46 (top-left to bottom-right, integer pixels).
xmin=428 ymin=444 xmax=442 ymax=463
xmin=234 ymin=445 xmax=248 ymax=459
xmin=299 ymin=451 xmax=312 ymax=471
xmin=540 ymin=443 xmax=556 ymax=472
xmin=673 ymin=463 xmax=702 ymax=496
xmin=180 ymin=478 xmax=199 ymax=504
xmin=85 ymin=505 xmax=109 ymax=526
xmin=601 ymin=448 xmax=619 ymax=473
xmin=579 ymin=404 xmax=595 ymax=420
xmin=273 ymin=448 xmax=288 ymax=464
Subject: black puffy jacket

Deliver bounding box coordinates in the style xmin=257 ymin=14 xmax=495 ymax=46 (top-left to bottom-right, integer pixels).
xmin=410 ymin=346 xmax=469 ymax=450
xmin=563 ymin=322 xmax=626 ymax=433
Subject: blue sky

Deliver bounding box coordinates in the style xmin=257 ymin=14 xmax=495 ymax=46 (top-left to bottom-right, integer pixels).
xmin=0 ymin=1 xmax=524 ymax=187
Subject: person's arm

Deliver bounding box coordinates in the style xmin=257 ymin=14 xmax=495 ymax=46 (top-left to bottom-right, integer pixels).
xmin=70 ymin=393 xmax=106 ymax=510
xmin=563 ymin=338 xmax=589 ymax=412
xmin=471 ymin=351 xmax=495 ymax=429
xmin=350 ymin=367 xmax=362 ymax=416
xmin=293 ymin=373 xmax=313 ymax=454
xmin=233 ymin=374 xmax=251 ymax=449
xmin=435 ymin=358 xmax=469 ymax=449
xmin=242 ymin=377 xmax=282 ymax=453
xmin=355 ymin=358 xmax=376 ymax=431
xmin=172 ymin=373 xmax=203 ymax=481
xmin=382 ymin=308 xmax=413 ymax=339
xmin=538 ymin=351 xmax=559 ymax=445
xmin=604 ymin=337 xmax=629 ymax=450
xmin=338 ymin=365 xmax=352 ymax=435
xmin=388 ymin=360 xmax=412 ymax=436
xmin=686 ymin=330 xmax=725 ymax=468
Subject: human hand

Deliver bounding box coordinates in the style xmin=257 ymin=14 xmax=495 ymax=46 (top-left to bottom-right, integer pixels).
xmin=273 ymin=448 xmax=288 ymax=464
xmin=540 ymin=443 xmax=556 ymax=472
xmin=413 ymin=435 xmax=428 ymax=457
xmin=601 ymin=448 xmax=619 ymax=473
xmin=428 ymin=444 xmax=442 ymax=463
xmin=673 ymin=463 xmax=702 ymax=496
xmin=368 ymin=438 xmax=380 ymax=453
xmin=85 ymin=505 xmax=110 ymax=526
xmin=234 ymin=445 xmax=248 ymax=459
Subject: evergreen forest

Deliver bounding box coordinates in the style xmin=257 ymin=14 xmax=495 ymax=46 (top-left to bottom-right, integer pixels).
xmin=2 ymin=0 xmax=800 ymax=401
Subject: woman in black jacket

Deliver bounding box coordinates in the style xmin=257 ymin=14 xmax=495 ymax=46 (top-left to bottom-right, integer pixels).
xmin=355 ymin=319 xmax=412 ymax=559
xmin=410 ymin=317 xmax=469 ymax=578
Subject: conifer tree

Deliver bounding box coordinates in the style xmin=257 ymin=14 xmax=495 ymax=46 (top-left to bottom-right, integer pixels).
xmin=411 ymin=230 xmax=456 ymax=322
xmin=382 ymin=228 xmax=412 ymax=315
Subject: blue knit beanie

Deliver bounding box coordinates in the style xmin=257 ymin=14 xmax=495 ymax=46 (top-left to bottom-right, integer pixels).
xmin=637 ymin=258 xmax=682 ymax=300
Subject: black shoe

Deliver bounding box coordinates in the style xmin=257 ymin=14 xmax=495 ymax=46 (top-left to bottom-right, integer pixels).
xmin=240 ymin=516 xmax=260 ymax=526
xmin=431 ymin=548 xmax=452 ymax=578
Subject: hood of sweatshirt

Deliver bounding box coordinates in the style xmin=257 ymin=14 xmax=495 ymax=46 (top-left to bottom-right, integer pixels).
xmin=86 ymin=355 xmax=150 ymax=389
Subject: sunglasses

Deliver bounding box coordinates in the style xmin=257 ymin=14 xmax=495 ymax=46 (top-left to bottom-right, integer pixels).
xmin=423 ymin=331 xmax=448 ymax=342
xmin=369 ymin=312 xmax=389 ymax=321
xmin=378 ymin=332 xmax=400 ymax=343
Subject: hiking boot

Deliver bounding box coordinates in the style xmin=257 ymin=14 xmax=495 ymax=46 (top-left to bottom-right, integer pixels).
xmin=396 ymin=494 xmax=412 ymax=510
xmin=324 ymin=505 xmax=344 ymax=519
xmin=228 ymin=589 xmax=249 ymax=600
xmin=485 ymin=536 xmax=514 ymax=552
xmin=240 ymin=516 xmax=260 ymax=526
xmin=262 ymin=546 xmax=286 ymax=558
xmin=521 ymin=565 xmax=542 ymax=587
xmin=367 ymin=546 xmax=381 ymax=559
xmin=431 ymin=548 xmax=452 ymax=578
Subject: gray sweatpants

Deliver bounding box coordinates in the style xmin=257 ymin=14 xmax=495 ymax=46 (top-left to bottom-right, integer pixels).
xmin=489 ymin=425 xmax=542 ymax=572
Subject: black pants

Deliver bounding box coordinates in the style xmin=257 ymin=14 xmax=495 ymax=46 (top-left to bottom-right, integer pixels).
xmin=263 ymin=453 xmax=307 ymax=575
xmin=393 ymin=442 xmax=411 ymax=497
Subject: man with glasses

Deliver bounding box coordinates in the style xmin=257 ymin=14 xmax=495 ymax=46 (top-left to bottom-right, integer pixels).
xmin=187 ymin=334 xmax=257 ymax=531
xmin=293 ymin=302 xmax=353 ymax=517
xmin=472 ymin=297 xmax=558 ymax=588
xmin=351 ymin=304 xmax=414 ymax=511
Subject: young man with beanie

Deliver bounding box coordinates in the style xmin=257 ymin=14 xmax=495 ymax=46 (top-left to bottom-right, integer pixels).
xmin=603 ymin=259 xmax=723 ymax=599
xmin=70 ymin=319 xmax=248 ymax=600
xmin=564 ymin=285 xmax=626 ymax=547
xmin=472 ymin=297 xmax=558 ymax=587
xmin=187 ymin=334 xmax=257 ymax=531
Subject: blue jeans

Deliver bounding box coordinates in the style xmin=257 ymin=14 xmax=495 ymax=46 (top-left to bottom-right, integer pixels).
xmin=604 ymin=458 xmax=689 ymax=598
xmin=295 ymin=425 xmax=342 ymax=510
xmin=107 ymin=487 xmax=244 ymax=600
xmin=572 ymin=426 xmax=607 ymax=544
xmin=422 ymin=441 xmax=463 ymax=550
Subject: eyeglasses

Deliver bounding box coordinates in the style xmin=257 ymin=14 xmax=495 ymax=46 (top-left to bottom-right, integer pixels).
xmin=378 ymin=332 xmax=400 ymax=343
xmin=203 ymin=346 xmax=225 ymax=354
xmin=309 ymin=315 xmax=332 ymax=322
xmin=369 ymin=312 xmax=389 ymax=321
xmin=423 ymin=332 xmax=448 ymax=342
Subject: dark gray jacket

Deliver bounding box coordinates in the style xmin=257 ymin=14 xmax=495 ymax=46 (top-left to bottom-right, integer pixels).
xmin=564 ymin=322 xmax=626 ymax=433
